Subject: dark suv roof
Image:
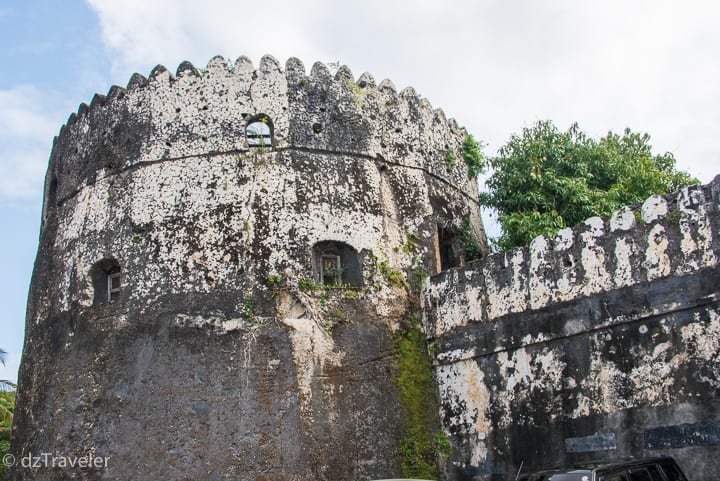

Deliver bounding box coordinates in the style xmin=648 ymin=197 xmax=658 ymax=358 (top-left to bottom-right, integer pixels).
xmin=516 ymin=456 xmax=688 ymax=481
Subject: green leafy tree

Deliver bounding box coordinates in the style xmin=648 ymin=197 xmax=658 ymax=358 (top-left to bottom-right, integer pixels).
xmin=481 ymin=121 xmax=698 ymax=251
xmin=1 ymin=349 xmax=16 ymax=480
xmin=0 ymin=388 xmax=13 ymax=428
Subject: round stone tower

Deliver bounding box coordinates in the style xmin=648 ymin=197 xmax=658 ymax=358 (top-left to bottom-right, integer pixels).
xmin=11 ymin=55 xmax=488 ymax=481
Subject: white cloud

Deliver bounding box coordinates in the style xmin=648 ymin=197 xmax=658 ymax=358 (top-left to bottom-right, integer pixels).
xmin=85 ymin=0 xmax=720 ymax=186
xmin=86 ymin=0 xmax=331 ymax=79
xmin=0 ymin=86 xmax=60 ymax=199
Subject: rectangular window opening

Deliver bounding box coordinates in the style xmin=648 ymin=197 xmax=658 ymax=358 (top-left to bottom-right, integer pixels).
xmin=320 ymin=255 xmax=342 ymax=286
xmin=108 ymin=272 xmax=121 ymax=302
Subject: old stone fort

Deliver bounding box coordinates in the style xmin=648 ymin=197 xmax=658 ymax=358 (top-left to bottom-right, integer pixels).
xmin=9 ymin=55 xmax=720 ymax=481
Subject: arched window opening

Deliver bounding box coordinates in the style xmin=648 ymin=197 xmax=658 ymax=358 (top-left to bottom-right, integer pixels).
xmin=245 ymin=115 xmax=273 ymax=152
xmin=89 ymin=258 xmax=122 ymax=304
xmin=312 ymin=241 xmax=362 ymax=287
xmin=438 ymin=225 xmax=459 ymax=271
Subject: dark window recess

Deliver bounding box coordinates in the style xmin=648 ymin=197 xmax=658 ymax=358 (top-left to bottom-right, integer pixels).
xmin=313 ymin=241 xmax=361 ymax=287
xmin=438 ymin=225 xmax=459 ymax=271
xmin=245 ymin=115 xmax=273 ymax=152
xmin=90 ymin=259 xmax=122 ymax=304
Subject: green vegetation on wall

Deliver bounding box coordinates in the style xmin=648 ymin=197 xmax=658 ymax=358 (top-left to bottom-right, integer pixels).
xmin=462 ymin=134 xmax=486 ymax=179
xmin=443 ymin=149 xmax=458 ymax=171
xmin=458 ymin=217 xmax=484 ymax=262
xmin=393 ymin=321 xmax=446 ymax=479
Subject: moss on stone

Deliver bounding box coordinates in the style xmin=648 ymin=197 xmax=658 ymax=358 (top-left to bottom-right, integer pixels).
xmin=443 ymin=149 xmax=458 ymax=171
xmin=394 ymin=323 xmax=441 ymax=479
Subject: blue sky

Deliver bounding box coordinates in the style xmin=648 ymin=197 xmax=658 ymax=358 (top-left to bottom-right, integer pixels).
xmin=0 ymin=1 xmax=111 ymax=383
xmin=1 ymin=0 xmax=719 ymax=383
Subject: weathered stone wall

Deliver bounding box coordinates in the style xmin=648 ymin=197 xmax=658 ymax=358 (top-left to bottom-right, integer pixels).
xmin=423 ymin=178 xmax=720 ymax=480
xmin=20 ymin=50 xmax=718 ymax=481
xmin=11 ymin=55 xmax=488 ymax=481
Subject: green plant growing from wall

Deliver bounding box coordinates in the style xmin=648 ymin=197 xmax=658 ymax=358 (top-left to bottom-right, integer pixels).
xmin=411 ymin=258 xmax=429 ymax=293
xmin=267 ymin=274 xmax=286 ymax=288
xmin=443 ymin=149 xmax=458 ymax=171
xmin=667 ymin=208 xmax=682 ymax=226
xmin=244 ymin=295 xmax=256 ymax=324
xmin=298 ymin=278 xmax=319 ymax=292
xmin=458 ymin=217 xmax=484 ymax=262
xmin=400 ymin=227 xmax=429 ymax=293
xmin=325 ymin=307 xmax=350 ymax=327
xmin=435 ymin=431 xmax=452 ymax=462
xmin=462 ymin=134 xmax=486 ymax=179
xmin=378 ymin=259 xmax=406 ymax=288
xmin=634 ymin=210 xmax=645 ymax=226
xmin=344 ymin=80 xmax=369 ymax=106
xmin=319 ymin=289 xmax=331 ymax=307
xmin=394 ymin=322 xmax=443 ymax=479
xmin=402 ymin=227 xmax=421 ymax=254
xmin=322 ymin=264 xmax=346 ymax=283
xmin=265 ymin=273 xmax=287 ymax=301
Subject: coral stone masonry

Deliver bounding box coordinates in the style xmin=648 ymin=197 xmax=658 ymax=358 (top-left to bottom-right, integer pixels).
xmin=9 ymin=54 xmax=720 ymax=481
xmin=423 ymin=179 xmax=720 ymax=480
xmin=10 ymin=54 xmax=488 ymax=481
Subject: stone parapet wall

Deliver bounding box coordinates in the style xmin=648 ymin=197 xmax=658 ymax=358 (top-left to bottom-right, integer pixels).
xmin=424 ymin=178 xmax=719 ymax=342
xmin=44 ymin=55 xmax=479 ymax=223
xmin=423 ymin=177 xmax=720 ymax=481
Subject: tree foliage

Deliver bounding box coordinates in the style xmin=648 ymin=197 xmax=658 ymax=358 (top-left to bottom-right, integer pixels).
xmin=0 ymin=391 xmax=14 ymax=479
xmin=480 ymin=121 xmax=698 ymax=251
xmin=0 ymin=348 xmax=15 ymax=479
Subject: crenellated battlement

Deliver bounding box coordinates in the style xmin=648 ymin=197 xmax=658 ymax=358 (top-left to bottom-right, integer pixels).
xmin=422 ymin=177 xmax=720 ymax=480
xmin=46 ymin=55 xmax=476 ymax=220
xmin=423 ymin=176 xmax=720 ymax=344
